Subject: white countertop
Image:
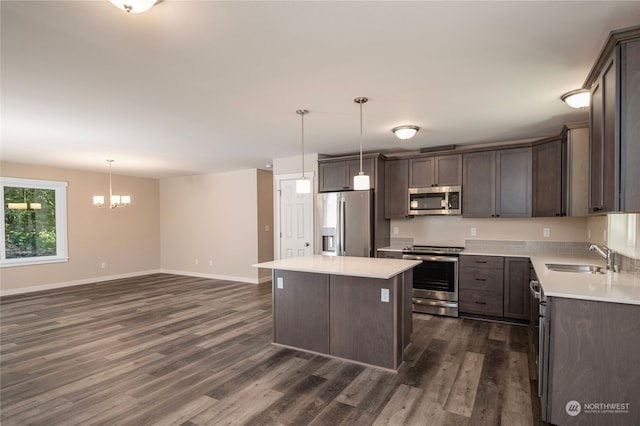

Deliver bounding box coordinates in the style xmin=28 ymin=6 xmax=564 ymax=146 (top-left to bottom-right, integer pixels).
xmin=462 ymin=250 xmax=640 ymax=305
xmin=253 ymin=255 xmax=421 ymax=280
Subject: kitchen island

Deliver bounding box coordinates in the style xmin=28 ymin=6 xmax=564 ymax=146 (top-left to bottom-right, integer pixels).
xmin=253 ymin=255 xmax=421 ymax=370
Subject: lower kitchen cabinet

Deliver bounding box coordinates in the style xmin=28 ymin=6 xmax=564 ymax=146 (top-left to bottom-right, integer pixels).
xmin=541 ymin=297 xmax=640 ymax=425
xmin=503 ymin=257 xmax=530 ymax=320
xmin=459 ymin=255 xmax=531 ymax=321
xmin=459 ymin=255 xmax=504 ymax=317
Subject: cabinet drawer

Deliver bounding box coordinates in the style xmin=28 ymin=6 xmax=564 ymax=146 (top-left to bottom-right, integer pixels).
xmin=377 ymin=250 xmax=403 ymax=259
xmin=460 ymin=255 xmax=504 ymax=270
xmin=459 ymin=267 xmax=503 ymax=292
xmin=459 ymin=289 xmax=503 ymax=317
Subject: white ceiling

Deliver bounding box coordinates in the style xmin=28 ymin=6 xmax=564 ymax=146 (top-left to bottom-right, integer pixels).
xmin=2 ymin=1 xmax=640 ymax=178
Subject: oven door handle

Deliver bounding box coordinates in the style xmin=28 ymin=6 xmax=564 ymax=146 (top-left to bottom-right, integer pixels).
xmin=402 ymin=254 xmax=459 ymax=263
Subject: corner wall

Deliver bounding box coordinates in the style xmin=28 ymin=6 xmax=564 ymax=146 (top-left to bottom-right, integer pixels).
xmin=159 ymin=168 xmax=270 ymax=283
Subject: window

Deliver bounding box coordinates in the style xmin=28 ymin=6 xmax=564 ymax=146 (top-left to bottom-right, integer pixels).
xmin=1 ymin=177 xmax=68 ymax=267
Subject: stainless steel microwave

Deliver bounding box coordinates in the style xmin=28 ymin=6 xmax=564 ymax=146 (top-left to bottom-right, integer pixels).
xmin=408 ymin=186 xmax=461 ymax=215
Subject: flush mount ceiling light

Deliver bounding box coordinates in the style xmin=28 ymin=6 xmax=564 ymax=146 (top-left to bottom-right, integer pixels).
xmin=93 ymin=160 xmax=131 ymax=209
xmin=392 ymin=125 xmax=420 ymax=140
xmin=295 ymin=109 xmax=311 ymax=194
xmin=109 ymin=0 xmax=157 ymax=13
xmin=561 ymin=89 xmax=590 ymax=109
xmin=353 ymin=97 xmax=371 ymax=191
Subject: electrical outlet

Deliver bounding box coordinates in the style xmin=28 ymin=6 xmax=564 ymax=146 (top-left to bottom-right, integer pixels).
xmin=101 ymin=262 xmax=106 ymax=269
xmin=543 ymin=228 xmax=550 ymax=238
xmin=195 ymin=259 xmax=199 ymax=265
xmin=393 ymin=226 xmax=399 ymax=235
xmin=381 ymin=288 xmax=389 ymax=303
xmin=209 ymin=260 xmax=213 ymax=267
xmin=470 ymin=227 xmax=477 ymax=236
xmin=277 ymin=277 xmax=284 ymax=289
xmin=264 ymin=225 xmax=269 ymax=232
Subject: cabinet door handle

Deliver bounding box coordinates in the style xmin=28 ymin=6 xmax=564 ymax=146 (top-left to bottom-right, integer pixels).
xmin=593 ymin=207 xmax=602 ymax=212
xmin=475 ymin=261 xmax=487 ymax=264
xmin=475 ymin=301 xmax=487 ymax=305
xmin=475 ymin=278 xmax=487 ymax=282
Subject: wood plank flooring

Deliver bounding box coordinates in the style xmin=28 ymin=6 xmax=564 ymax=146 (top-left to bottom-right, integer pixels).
xmin=1 ymin=273 xmax=547 ymax=425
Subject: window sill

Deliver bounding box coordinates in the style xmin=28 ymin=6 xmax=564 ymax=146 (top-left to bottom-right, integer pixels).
xmin=0 ymin=257 xmax=70 ymax=268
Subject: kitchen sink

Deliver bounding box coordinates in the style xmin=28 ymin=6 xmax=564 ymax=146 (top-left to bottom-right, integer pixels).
xmin=545 ymin=263 xmax=605 ymax=274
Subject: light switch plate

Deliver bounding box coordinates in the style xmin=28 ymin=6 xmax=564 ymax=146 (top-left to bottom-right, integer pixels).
xmin=381 ymin=288 xmax=389 ymax=303
xmin=543 ymin=228 xmax=550 ymax=238
xmin=393 ymin=226 xmax=399 ymax=235
xmin=470 ymin=227 xmax=477 ymax=236
xmin=277 ymin=277 xmax=284 ymax=289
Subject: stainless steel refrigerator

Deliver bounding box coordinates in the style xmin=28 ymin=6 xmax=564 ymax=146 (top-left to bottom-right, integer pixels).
xmin=316 ymin=190 xmax=374 ymax=257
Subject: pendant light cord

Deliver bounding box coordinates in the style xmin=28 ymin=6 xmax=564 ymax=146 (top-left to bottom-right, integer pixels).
xmin=359 ymin=101 xmax=363 ymax=173
xmin=301 ymin=112 xmax=305 ymax=178
xmin=296 ymin=109 xmax=308 ymax=179
xmin=108 ymin=160 xmax=113 ymax=202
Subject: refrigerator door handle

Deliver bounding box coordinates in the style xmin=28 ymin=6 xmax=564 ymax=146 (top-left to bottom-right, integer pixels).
xmin=339 ymin=197 xmax=346 ymax=256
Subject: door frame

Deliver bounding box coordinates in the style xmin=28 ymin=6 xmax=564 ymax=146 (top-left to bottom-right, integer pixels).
xmin=274 ymin=172 xmax=315 ymax=260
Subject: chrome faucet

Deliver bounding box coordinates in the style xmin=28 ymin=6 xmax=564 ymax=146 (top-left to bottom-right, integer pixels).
xmin=589 ymin=244 xmax=615 ymax=271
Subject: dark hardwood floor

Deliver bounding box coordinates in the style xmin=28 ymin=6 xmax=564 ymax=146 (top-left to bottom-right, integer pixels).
xmin=1 ymin=274 xmax=545 ymax=425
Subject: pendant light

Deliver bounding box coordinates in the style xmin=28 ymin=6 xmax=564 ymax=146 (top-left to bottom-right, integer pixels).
xmin=295 ymin=109 xmax=311 ymax=194
xmin=93 ymin=160 xmax=131 ymax=209
xmin=353 ymin=97 xmax=370 ymax=191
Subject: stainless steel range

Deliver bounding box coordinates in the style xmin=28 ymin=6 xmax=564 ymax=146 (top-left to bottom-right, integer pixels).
xmin=402 ymin=245 xmax=464 ymax=317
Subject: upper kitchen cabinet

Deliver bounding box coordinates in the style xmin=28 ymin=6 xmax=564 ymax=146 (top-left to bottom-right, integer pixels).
xmin=384 ymin=159 xmax=409 ymax=219
xmin=585 ymin=27 xmax=640 ymax=213
xmin=463 ymin=147 xmax=532 ymax=218
xmin=408 ymin=154 xmax=461 ymax=188
xmin=318 ymin=154 xmax=377 ymax=192
xmin=533 ymin=138 xmax=566 ymax=217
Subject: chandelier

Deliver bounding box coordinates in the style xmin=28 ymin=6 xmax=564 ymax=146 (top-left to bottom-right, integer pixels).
xmin=93 ymin=160 xmax=131 ymax=209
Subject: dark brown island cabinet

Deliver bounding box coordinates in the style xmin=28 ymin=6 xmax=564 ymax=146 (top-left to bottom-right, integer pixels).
xmin=586 ymin=28 xmax=640 ymax=213
xmin=254 ymin=256 xmax=418 ymax=370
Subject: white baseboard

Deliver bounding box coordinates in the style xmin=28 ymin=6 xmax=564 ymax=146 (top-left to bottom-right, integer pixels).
xmin=0 ymin=269 xmax=162 ymax=297
xmin=159 ymin=269 xmax=266 ymax=285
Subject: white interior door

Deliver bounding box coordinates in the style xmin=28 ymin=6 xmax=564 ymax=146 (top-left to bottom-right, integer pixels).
xmin=277 ymin=177 xmax=313 ymax=259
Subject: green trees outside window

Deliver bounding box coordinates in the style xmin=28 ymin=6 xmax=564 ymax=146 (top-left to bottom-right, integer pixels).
xmin=1 ymin=177 xmax=68 ymax=267
xmin=4 ymin=186 xmax=57 ymax=258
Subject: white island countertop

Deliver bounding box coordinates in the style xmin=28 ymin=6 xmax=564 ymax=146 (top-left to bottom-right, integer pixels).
xmin=253 ymin=255 xmax=421 ymax=280
xmin=463 ymin=250 xmax=640 ymax=305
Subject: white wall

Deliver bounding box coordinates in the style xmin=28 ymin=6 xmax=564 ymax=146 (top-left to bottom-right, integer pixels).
xmin=160 ymin=168 xmax=272 ymax=283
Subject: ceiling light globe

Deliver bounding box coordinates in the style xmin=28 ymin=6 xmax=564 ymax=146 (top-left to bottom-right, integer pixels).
xmin=109 ymin=0 xmax=157 ymax=13
xmin=392 ymin=125 xmax=420 ymax=140
xmin=561 ymin=89 xmax=590 ymax=109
